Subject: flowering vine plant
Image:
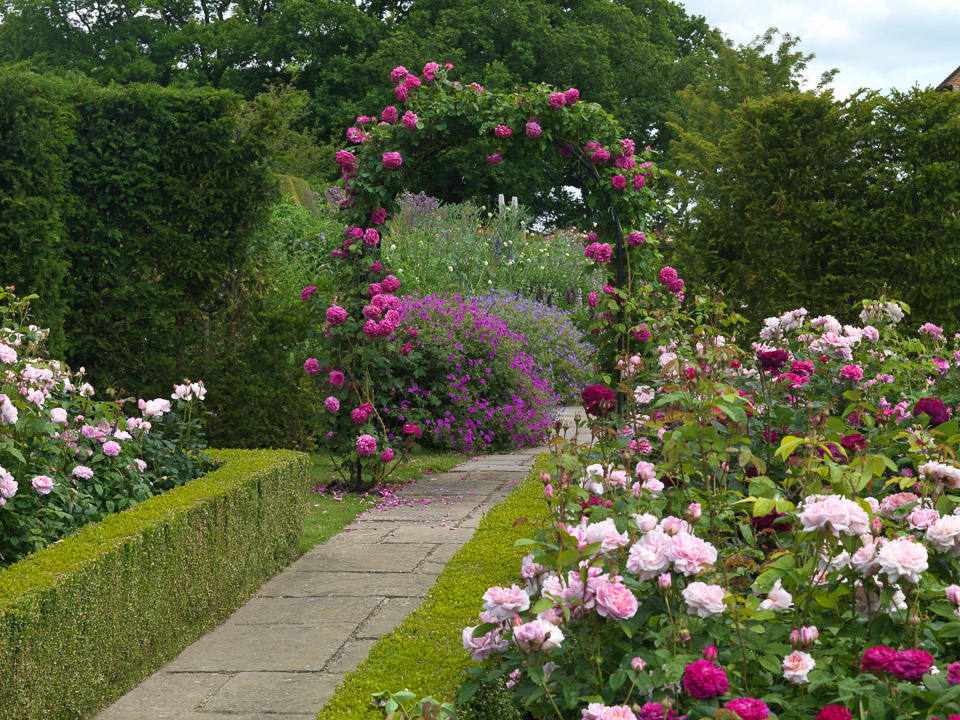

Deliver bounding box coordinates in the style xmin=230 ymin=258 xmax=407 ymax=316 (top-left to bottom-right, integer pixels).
xmin=303 ymin=61 xmax=663 ymax=487
xmin=460 ymin=286 xmax=960 ymax=720
xmin=0 ymin=289 xmax=210 ymax=566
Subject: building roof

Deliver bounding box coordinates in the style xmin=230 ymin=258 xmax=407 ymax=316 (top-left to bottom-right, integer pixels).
xmin=937 ymin=65 xmax=960 ymax=91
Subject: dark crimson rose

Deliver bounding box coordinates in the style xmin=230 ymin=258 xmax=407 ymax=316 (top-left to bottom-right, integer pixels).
xmin=750 ymin=509 xmax=788 ymax=533
xmin=841 ymin=433 xmax=867 ymax=452
xmin=913 ymin=397 xmax=949 ymax=427
xmin=890 ymin=649 xmax=934 ymax=682
xmin=633 ymin=327 xmax=652 ymax=342
xmin=815 ymin=707 xmax=852 ymax=720
xmin=762 ymin=429 xmax=780 ymax=444
xmin=757 ymin=349 xmax=790 ymax=373
xmin=581 ymin=385 xmax=616 ymax=417
xmin=860 ymin=646 xmax=897 ymax=673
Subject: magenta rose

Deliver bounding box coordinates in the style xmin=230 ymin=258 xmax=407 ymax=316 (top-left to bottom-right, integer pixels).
xmin=304 ymin=358 xmax=320 ymax=376
xmin=382 ymin=151 xmax=403 ymax=170
xmin=757 ymin=349 xmax=790 ymax=373
xmin=549 ymin=92 xmax=565 ymax=109
xmin=402 ymin=422 xmax=422 ymax=439
xmin=725 ymin=698 xmax=770 ymax=720
xmin=381 ymin=105 xmax=398 ymax=123
xmin=381 ymin=448 xmax=395 ymax=463
xmin=324 ymin=397 xmax=339 ymax=413
xmin=634 ymin=174 xmax=646 ymax=190
xmin=326 ymin=305 xmax=348 ymax=325
xmin=363 ymin=228 xmax=380 ymax=246
xmin=422 ymin=61 xmax=439 ymax=81
xmin=860 ymin=646 xmax=897 ymax=673
xmin=841 ymin=433 xmax=867 ymax=452
xmin=948 ymin=661 xmax=960 ymax=685
xmin=581 ymin=384 xmax=615 ymax=417
xmin=682 ymin=659 xmax=728 ymax=699
xmin=914 ymin=397 xmax=949 ymax=427
xmin=494 ymin=125 xmax=512 ymax=138
xmin=815 ymin=708 xmax=852 ymax=720
xmin=525 ymin=119 xmax=541 ymax=138
xmin=402 ymin=110 xmax=418 ymax=130
xmin=626 ymin=231 xmax=644 ymax=246
xmin=329 ymin=370 xmax=345 ymax=387
xmin=300 ymin=285 xmax=317 ymax=301
xmin=356 ymin=434 xmax=377 ymax=456
xmin=334 ymin=150 xmax=356 ymax=167
xmin=890 ymin=649 xmax=934 ymax=681
xmin=564 ymin=88 xmax=579 ymax=104
xmin=486 ymin=152 xmax=503 ymax=165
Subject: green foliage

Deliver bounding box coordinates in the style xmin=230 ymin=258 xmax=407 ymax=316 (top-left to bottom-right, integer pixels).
xmin=670 ymin=87 xmax=960 ymax=328
xmin=314 ymin=454 xmax=551 ymax=720
xmin=0 ymin=65 xmax=74 ymax=350
xmin=0 ymin=448 xmax=310 ymax=720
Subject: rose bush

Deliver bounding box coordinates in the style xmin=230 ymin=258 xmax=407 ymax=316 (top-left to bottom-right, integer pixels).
xmin=0 ymin=289 xmax=210 ymax=566
xmin=460 ymin=289 xmax=960 ymax=719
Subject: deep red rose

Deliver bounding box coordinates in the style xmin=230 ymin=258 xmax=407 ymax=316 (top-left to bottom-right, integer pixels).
xmin=581 ymin=385 xmax=616 ymax=417
xmin=682 ymin=659 xmax=728 ymax=699
xmin=757 ymin=349 xmax=789 ymax=374
xmin=913 ymin=397 xmax=949 ymax=427
xmin=841 ymin=433 xmax=867 ymax=452
xmin=860 ymin=646 xmax=897 ymax=673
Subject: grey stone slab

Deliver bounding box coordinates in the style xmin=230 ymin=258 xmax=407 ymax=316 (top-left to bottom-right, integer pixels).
xmin=174 ymin=714 xmax=317 ymax=720
xmin=225 ymin=596 xmax=381 ymax=626
xmin=425 ymin=543 xmax=463 ymax=564
xmin=164 ymin=624 xmax=356 ymax=672
xmin=359 ymin=501 xmax=479 ymax=523
xmin=414 ymin=562 xmax=447 ymax=576
xmin=317 ymin=525 xmax=391 ymax=544
xmin=288 ymin=543 xmax=432 ymax=573
xmin=356 ymin=598 xmax=423 ymax=639
xmin=95 ymin=672 xmax=229 ymax=719
xmin=326 ymin=639 xmax=378 ymax=674
xmin=455 ymin=461 xmax=533 ymax=471
xmin=201 ymin=672 xmax=343 ymax=715
xmin=379 ymin=525 xmax=475 ymax=544
xmin=257 ymin=571 xmax=430 ymax=598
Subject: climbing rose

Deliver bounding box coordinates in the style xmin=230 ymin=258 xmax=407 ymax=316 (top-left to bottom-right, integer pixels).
xmin=890 ymin=649 xmax=934 ymax=681
xmin=402 ymin=423 xmax=422 ymax=439
xmin=324 ymin=397 xmax=339 ymax=413
xmin=682 ymin=659 xmax=728 ymax=699
xmin=300 ymin=285 xmax=317 ymax=300
xmin=334 ymin=150 xmax=356 ymax=167
xmin=422 ymin=61 xmax=439 ymax=81
xmin=724 ymin=698 xmax=770 ymax=720
xmin=621 ymin=138 xmax=636 ymax=156
xmin=326 ymin=306 xmax=348 ymax=325
xmin=31 ymin=475 xmax=53 ymax=495
xmin=356 ymin=434 xmax=377 ymax=456
xmin=615 ymin=154 xmax=635 ymax=170
xmin=612 ymin=174 xmax=627 ymax=189
xmin=304 ymin=358 xmax=320 ymax=376
xmin=381 ymin=106 xmax=398 ymax=123
xmin=914 ymin=397 xmax=950 ymax=426
xmin=549 ymin=92 xmax=565 ymax=108
xmin=626 ymin=231 xmax=644 ymax=246
xmin=402 ymin=111 xmax=418 ymax=130
xmin=486 ymin=152 xmax=503 ymax=165
xmin=564 ymin=88 xmax=579 ymax=104
xmin=364 ymin=229 xmax=380 ymax=246
xmin=381 ymin=448 xmax=395 ymax=463
xmin=382 ymin=151 xmax=403 ymax=170
xmin=395 ymin=84 xmax=408 ymax=102
xmin=494 ymin=125 xmax=512 ymax=138
xmin=404 ymin=74 xmax=420 ymax=88
xmin=382 ymin=275 xmax=401 ymax=293
xmin=526 ymin=119 xmax=541 ymax=138
xmin=371 ymin=207 xmax=387 ymax=225
xmin=329 ymin=370 xmax=345 ymax=387
xmin=591 ymin=148 xmax=611 ymax=163
xmin=390 ymin=66 xmax=407 ymax=85
xmin=634 ymin=174 xmax=646 ymax=190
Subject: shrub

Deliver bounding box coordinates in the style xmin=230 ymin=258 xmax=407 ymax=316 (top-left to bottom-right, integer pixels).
xmin=0 ymin=290 xmax=210 ymax=566
xmin=473 ymin=291 xmax=594 ymax=405
xmin=462 ymin=290 xmax=960 ymax=719
xmin=391 ymin=293 xmax=558 ymax=452
xmin=0 ymin=447 xmax=309 ymax=720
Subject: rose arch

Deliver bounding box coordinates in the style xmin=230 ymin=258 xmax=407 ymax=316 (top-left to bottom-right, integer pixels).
xmin=304 ymin=61 xmax=673 ymax=490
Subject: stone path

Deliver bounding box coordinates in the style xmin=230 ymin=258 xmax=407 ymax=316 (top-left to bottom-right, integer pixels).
xmin=95 ymin=407 xmax=579 ymax=720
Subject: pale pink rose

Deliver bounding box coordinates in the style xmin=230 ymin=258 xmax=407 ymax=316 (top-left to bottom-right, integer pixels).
xmin=658 ymin=573 xmax=672 ymax=589
xmin=800 ymin=625 xmax=819 ymax=646
xmin=687 ymin=503 xmax=702 ymax=520
xmin=582 ymin=703 xmax=606 ymax=720
xmin=585 ymin=518 xmax=630 ymax=553
xmin=102 ymin=440 xmax=121 ymax=457
xmin=862 ymin=326 xmax=880 ymax=342
xmin=880 ymin=492 xmax=920 ymax=516
xmin=0 ymin=395 xmax=18 ymax=425
xmin=682 ymin=581 xmax=726 ymax=618
xmin=71 ymin=465 xmax=94 ymax=480
xmin=627 ymin=529 xmax=672 ymax=581
xmin=564 ymin=566 xmax=610 ymax=609
xmin=462 ymin=625 xmax=508 ymax=661
xmin=782 ymin=650 xmax=815 ymax=684
xmin=659 ymin=516 xmax=690 ymax=535
xmin=143 ymin=398 xmax=171 ymax=417
xmin=513 ymin=618 xmax=563 ymax=652
xmin=541 ymin=573 xmax=565 ymax=601
xmin=928 ymin=515 xmax=960 ymax=555
xmin=520 ymin=553 xmax=544 ymax=579
xmin=134 ymin=459 xmax=147 ymax=472
xmin=758 ymin=578 xmax=794 ymax=611
xmin=945 ymin=585 xmax=960 ymax=605
xmin=852 ymin=536 xmax=883 ymax=576
xmin=640 ymin=477 xmax=664 ymax=494
xmin=594 ymin=581 xmax=639 ymax=620
xmin=920 ymin=461 xmax=960 ymax=489
xmin=800 ymin=495 xmax=870 ymax=536
xmin=600 ymin=706 xmax=638 ymax=720
xmin=635 ymin=461 xmax=657 ymax=481
xmin=0 ymin=471 xmax=17 ymax=499
xmin=631 ymin=657 xmax=646 ymax=671
xmin=666 ymin=531 xmax=718 ymax=576
xmin=482 ymin=585 xmax=530 ymax=621
xmin=907 ymin=507 xmax=941 ymax=530
xmin=634 ymin=513 xmax=658 ymax=532
xmin=877 ymin=536 xmax=929 ymax=584
xmin=608 ymin=469 xmax=629 ymax=488
xmin=31 ymin=475 xmax=53 ymax=495
xmin=0 ymin=344 xmax=16 ymax=364
xmin=50 ymin=407 xmax=67 ymax=424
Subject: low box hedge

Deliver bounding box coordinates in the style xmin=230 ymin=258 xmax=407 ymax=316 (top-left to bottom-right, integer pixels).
xmin=316 ymin=453 xmax=552 ymax=720
xmin=0 ymin=448 xmax=310 ymax=720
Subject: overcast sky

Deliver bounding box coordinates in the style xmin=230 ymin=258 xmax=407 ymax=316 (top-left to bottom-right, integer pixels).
xmin=679 ymin=0 xmax=960 ymax=98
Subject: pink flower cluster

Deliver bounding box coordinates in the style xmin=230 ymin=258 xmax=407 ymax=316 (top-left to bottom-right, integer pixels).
xmin=658 ymin=266 xmax=685 ymax=296
xmin=584 ymin=243 xmax=613 ymax=264
xmin=861 ymin=646 xmax=935 ymax=682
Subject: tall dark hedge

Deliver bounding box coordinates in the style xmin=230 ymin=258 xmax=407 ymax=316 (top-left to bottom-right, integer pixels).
xmin=0 ymin=66 xmax=74 ymax=348
xmin=670 ymin=88 xmax=960 ymax=328
xmin=0 ymin=67 xmax=317 ymax=447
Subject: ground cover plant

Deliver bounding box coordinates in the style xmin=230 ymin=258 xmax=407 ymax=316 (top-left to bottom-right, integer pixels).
xmin=460 ymin=285 xmax=960 ymax=719
xmin=0 ymin=289 xmax=210 ymax=567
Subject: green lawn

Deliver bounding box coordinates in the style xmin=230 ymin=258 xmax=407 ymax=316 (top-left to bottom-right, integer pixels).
xmin=299 ymin=450 xmax=463 ymax=554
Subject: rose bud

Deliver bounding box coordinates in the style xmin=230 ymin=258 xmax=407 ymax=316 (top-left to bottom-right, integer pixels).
xmin=800 ymin=626 xmax=819 ymax=647
xmin=631 ymin=657 xmax=646 ymax=672
xmin=702 ymin=645 xmax=718 ymax=661
xmin=789 ymin=630 xmax=801 ymax=648
xmin=658 ymin=573 xmax=672 ymax=590
xmin=686 ymin=503 xmax=702 ymax=522
xmin=544 ymin=485 xmax=554 ymax=498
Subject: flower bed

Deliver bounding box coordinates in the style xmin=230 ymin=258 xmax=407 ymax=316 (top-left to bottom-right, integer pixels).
xmin=0 ymin=448 xmax=309 ymax=720
xmin=461 ymin=294 xmax=960 ymax=720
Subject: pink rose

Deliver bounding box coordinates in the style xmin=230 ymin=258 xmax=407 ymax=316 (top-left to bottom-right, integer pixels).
xmin=326 ymin=305 xmax=348 ymax=325
xmin=512 ymin=618 xmax=563 ymax=652
xmin=381 ymin=106 xmax=398 ymax=123
xmin=324 ymin=397 xmax=339 ymax=413
xmin=683 ymin=659 xmax=728 ymax=698
xmin=304 ymin=358 xmax=320 ymax=376
xmin=600 ymin=707 xmax=637 ymax=720
xmin=594 ymin=581 xmax=638 ymax=620
xmin=877 ymin=536 xmax=928 ymax=584
xmin=526 ymin=119 xmax=541 ymax=138
xmin=549 ymin=92 xmax=565 ymax=109
xmin=381 ymin=448 xmax=395 ymax=463
xmin=564 ymin=88 xmax=579 ymax=104
xmin=422 ymin=62 xmax=439 ymax=81
xmin=300 ymin=285 xmax=317 ymax=300
xmin=840 ymin=364 xmax=864 ymax=382
xmin=102 ymin=441 xmax=121 ymax=457
xmin=363 ymin=228 xmax=380 ymax=246
xmin=891 ymin=649 xmax=934 ymax=682
xmin=611 ymin=174 xmax=627 ymax=189
xmin=667 ymin=532 xmax=718 ymax=576
xmin=486 ymin=152 xmax=503 ymax=165
xmin=329 ymin=370 xmax=345 ymax=387
xmin=682 ymin=582 xmax=725 ymax=618
xmin=382 ymin=151 xmax=403 ymax=170
xmin=482 ymin=584 xmax=530 ymax=620
xmin=494 ymin=125 xmax=512 ymax=138
xmin=356 ymin=434 xmax=377 ymax=456
xmin=634 ymin=174 xmax=646 ymax=190
xmin=782 ymin=650 xmax=815 ymax=684
xmin=31 ymin=475 xmax=53 ymax=495
xmin=402 ymin=110 xmax=418 ymax=130
xmin=626 ymin=231 xmax=644 ymax=246
xmin=389 ymin=66 xmax=407 ymax=85
xmin=462 ymin=624 xmax=507 ymax=662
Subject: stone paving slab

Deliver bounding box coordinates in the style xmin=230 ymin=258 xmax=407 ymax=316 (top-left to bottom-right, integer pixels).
xmin=93 ymin=408 xmax=578 ymax=720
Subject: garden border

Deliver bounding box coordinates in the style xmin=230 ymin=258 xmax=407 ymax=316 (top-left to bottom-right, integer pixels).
xmin=0 ymin=448 xmax=310 ymax=720
xmin=315 ymin=453 xmax=552 ymax=720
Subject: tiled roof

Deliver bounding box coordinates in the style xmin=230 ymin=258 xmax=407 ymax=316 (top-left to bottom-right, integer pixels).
xmin=936 ymin=65 xmax=960 ymax=91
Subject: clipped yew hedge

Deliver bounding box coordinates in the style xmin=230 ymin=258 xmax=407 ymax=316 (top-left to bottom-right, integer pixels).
xmin=0 ymin=448 xmax=310 ymax=720
xmin=315 ymin=454 xmax=552 ymax=720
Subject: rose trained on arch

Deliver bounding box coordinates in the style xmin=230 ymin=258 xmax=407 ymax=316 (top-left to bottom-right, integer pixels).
xmin=303 ymin=62 xmax=673 ymax=489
